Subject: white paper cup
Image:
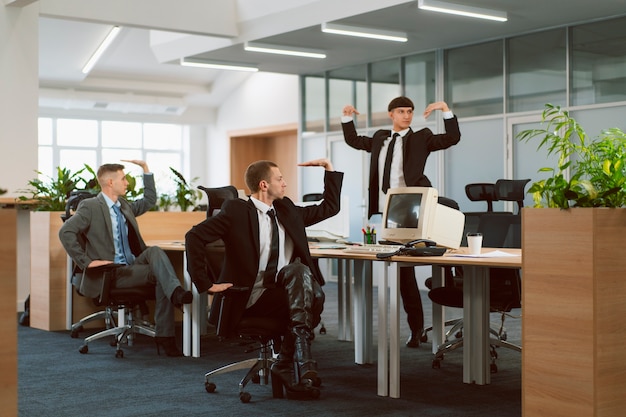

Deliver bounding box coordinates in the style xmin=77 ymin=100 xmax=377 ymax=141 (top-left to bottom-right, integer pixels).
xmin=467 ymin=232 xmax=483 ymax=255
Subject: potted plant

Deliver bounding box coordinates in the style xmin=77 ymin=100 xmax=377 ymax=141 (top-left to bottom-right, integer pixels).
xmin=517 ymin=103 xmax=626 ymax=208
xmin=157 ymin=167 xmax=202 ymax=211
xmin=516 ymin=104 xmax=626 ymax=417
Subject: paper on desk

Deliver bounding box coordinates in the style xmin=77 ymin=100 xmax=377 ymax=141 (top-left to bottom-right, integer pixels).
xmin=451 ymin=250 xmax=519 ymax=258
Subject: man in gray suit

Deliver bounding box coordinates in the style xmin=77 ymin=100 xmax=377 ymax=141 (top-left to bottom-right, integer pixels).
xmin=59 ymin=160 xmax=192 ymax=357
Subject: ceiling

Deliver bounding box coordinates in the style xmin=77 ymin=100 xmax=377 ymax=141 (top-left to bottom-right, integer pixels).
xmin=33 ymin=0 xmax=626 ymax=117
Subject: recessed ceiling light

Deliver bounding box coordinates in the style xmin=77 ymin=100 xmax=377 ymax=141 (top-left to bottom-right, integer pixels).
xmin=321 ymin=22 xmax=408 ymax=42
xmin=81 ymin=26 xmax=121 ymax=74
xmin=180 ymin=58 xmax=258 ymax=72
xmin=418 ymin=0 xmax=508 ymax=22
xmin=244 ymin=42 xmax=326 ymax=59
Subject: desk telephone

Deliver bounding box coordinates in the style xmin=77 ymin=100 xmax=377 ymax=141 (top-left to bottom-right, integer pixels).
xmin=375 ymin=239 xmax=447 ymax=259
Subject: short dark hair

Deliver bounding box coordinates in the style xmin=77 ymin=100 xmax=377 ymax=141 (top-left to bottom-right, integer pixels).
xmin=245 ymin=160 xmax=278 ymax=193
xmin=97 ymin=163 xmax=125 ymax=184
xmin=387 ymin=96 xmax=414 ymax=112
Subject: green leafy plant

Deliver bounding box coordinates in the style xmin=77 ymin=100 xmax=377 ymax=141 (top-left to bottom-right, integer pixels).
xmin=160 ymin=167 xmax=202 ymax=212
xmin=18 ymin=165 xmax=99 ymax=211
xmin=517 ymin=104 xmax=626 ymax=208
xmin=0 ymin=187 xmax=7 ymax=195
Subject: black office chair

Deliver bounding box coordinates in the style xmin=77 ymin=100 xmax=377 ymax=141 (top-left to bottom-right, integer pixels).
xmin=62 ymin=191 xmax=156 ymax=357
xmin=302 ymin=193 xmax=323 ymax=202
xmin=76 ymin=267 xmax=156 ymax=358
xmin=428 ymin=212 xmax=522 ymax=372
xmin=198 ymin=185 xmax=238 ymax=218
xmin=203 ymin=288 xmax=291 ymax=403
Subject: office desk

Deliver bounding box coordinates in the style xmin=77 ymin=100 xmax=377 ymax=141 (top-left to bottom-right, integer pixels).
xmin=311 ymin=247 xmax=522 ymax=398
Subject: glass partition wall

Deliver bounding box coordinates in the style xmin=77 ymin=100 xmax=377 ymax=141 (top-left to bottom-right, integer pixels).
xmin=300 ymin=15 xmax=626 ymax=232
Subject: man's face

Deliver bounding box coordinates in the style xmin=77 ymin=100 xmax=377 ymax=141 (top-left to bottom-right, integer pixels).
xmin=110 ymin=170 xmax=129 ymax=198
xmin=389 ymin=106 xmax=414 ymax=130
xmin=265 ymin=166 xmax=287 ymax=200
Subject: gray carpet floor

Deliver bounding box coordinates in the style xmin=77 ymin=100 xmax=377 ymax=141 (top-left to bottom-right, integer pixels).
xmin=18 ymin=282 xmax=521 ymax=417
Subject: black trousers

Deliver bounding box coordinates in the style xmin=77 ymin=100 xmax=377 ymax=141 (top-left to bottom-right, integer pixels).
xmin=400 ymin=266 xmax=424 ymax=333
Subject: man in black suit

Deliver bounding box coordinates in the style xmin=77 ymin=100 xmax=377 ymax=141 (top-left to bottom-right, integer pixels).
xmin=185 ymin=158 xmax=343 ymax=398
xmin=342 ymin=96 xmax=461 ymax=347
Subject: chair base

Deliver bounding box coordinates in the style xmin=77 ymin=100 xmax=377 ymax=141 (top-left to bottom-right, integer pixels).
xmin=78 ymin=305 xmax=155 ymax=358
xmin=204 ymin=339 xmax=276 ymax=403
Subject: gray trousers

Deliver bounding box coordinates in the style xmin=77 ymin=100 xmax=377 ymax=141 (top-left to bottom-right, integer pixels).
xmin=114 ymin=246 xmax=181 ymax=337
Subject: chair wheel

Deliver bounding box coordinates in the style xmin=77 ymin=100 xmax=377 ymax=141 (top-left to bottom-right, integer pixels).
xmin=79 ymin=345 xmax=88 ymax=354
xmin=239 ymin=392 xmax=252 ymax=403
xmin=432 ymin=358 xmax=441 ymax=369
xmin=70 ymin=327 xmax=82 ymax=338
xmin=115 ymin=349 xmax=124 ymax=358
xmin=251 ymin=373 xmax=260 ymax=384
xmin=205 ymin=382 xmax=216 ymax=393
xmin=420 ymin=333 xmax=428 ymax=343
xmin=490 ymin=363 xmax=498 ymax=373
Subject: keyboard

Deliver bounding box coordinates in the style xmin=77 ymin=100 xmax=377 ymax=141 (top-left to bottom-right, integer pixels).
xmin=343 ymin=244 xmax=403 ymax=254
xmin=343 ymin=244 xmax=448 ymax=257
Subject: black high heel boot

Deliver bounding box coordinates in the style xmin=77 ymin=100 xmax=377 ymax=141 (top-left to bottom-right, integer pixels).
xmin=270 ymin=361 xmax=320 ymax=400
xmin=293 ymin=326 xmax=317 ymax=382
xmin=155 ymin=336 xmax=183 ymax=357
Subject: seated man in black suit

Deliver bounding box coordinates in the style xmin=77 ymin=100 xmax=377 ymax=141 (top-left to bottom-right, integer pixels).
xmin=185 ymin=158 xmax=343 ymax=399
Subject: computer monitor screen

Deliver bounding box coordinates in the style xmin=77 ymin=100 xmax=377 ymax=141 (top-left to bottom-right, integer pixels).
xmin=380 ymin=187 xmax=465 ymax=249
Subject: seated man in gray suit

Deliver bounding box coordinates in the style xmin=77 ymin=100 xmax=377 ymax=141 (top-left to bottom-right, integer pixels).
xmin=59 ymin=160 xmax=192 ymax=357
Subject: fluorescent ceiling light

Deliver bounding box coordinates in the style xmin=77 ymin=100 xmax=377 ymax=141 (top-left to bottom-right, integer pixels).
xmin=81 ymin=26 xmax=121 ymax=74
xmin=321 ymin=22 xmax=408 ymax=42
xmin=244 ymin=42 xmax=326 ymax=59
xmin=180 ymin=58 xmax=258 ymax=72
xmin=418 ymin=0 xmax=507 ymax=22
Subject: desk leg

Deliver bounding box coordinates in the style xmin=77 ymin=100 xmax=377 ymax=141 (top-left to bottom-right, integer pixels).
xmin=430 ymin=265 xmax=445 ymax=354
xmin=182 ymin=253 xmax=200 ymax=358
xmin=377 ymin=260 xmax=388 ymax=397
xmin=337 ymin=259 xmax=353 ymax=342
xmin=353 ymin=259 xmax=373 ymax=364
xmin=463 ymin=265 xmax=490 ymax=385
xmin=377 ymin=261 xmax=401 ymax=398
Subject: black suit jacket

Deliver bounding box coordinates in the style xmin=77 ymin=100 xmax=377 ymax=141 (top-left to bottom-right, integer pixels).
xmin=185 ymin=170 xmax=343 ymax=338
xmin=342 ymin=118 xmax=461 ymax=217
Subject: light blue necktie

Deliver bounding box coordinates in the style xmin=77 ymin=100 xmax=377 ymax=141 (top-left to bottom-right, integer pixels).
xmin=112 ymin=204 xmax=135 ymax=265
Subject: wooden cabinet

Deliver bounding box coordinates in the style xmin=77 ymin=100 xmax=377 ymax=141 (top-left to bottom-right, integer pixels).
xmin=522 ymin=208 xmax=626 ymax=417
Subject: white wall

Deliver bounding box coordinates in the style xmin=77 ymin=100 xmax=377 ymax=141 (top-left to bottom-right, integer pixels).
xmin=202 ymin=72 xmax=300 ymax=187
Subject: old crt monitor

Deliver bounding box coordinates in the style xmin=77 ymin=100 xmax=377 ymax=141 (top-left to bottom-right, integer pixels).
xmin=380 ymin=187 xmax=465 ymax=249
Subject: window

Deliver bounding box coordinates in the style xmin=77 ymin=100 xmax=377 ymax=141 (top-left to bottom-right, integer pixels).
xmin=445 ymin=40 xmax=503 ymax=117
xmin=38 ymin=117 xmax=187 ymax=196
xmin=328 ymin=65 xmax=367 ymax=131
xmin=571 ymin=16 xmax=626 ymax=106
xmin=404 ymin=52 xmax=436 ymax=113
xmin=370 ymin=58 xmax=401 ymax=127
xmin=507 ymin=29 xmax=566 ymax=112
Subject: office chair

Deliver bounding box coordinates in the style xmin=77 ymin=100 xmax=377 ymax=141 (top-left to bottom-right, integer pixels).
xmin=428 ymin=212 xmax=522 ymax=372
xmin=76 ymin=267 xmax=156 ymax=358
xmin=203 ymin=288 xmax=297 ymax=403
xmin=302 ymin=193 xmax=323 ymax=202
xmin=197 ymin=185 xmax=238 ymax=218
xmin=62 ymin=191 xmax=156 ymax=357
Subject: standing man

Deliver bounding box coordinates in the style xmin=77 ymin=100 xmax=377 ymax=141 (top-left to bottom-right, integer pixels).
xmin=342 ymin=96 xmax=461 ymax=347
xmin=59 ymin=160 xmax=193 ymax=357
xmin=185 ymin=158 xmax=343 ymax=399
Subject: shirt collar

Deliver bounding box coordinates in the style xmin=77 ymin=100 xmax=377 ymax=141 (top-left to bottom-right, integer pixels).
xmin=391 ymin=127 xmax=410 ymax=138
xmin=250 ymin=196 xmax=273 ymax=215
xmin=102 ymin=194 xmax=118 ymax=209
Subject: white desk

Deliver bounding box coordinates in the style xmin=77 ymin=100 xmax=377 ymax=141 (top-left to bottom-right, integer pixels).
xmin=311 ymin=247 xmax=522 ymax=398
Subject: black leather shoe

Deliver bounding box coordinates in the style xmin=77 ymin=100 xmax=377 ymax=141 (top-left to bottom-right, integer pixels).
xmin=171 ymin=287 xmax=193 ymax=307
xmin=155 ymin=336 xmax=183 ymax=357
xmin=406 ymin=331 xmax=423 ymax=348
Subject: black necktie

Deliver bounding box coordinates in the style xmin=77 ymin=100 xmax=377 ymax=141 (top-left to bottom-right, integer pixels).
xmin=113 ymin=204 xmax=134 ymax=265
xmin=263 ymin=209 xmax=279 ymax=288
xmin=382 ymin=133 xmax=399 ymax=193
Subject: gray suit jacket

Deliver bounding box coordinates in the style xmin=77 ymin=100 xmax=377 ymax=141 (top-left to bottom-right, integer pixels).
xmin=59 ymin=174 xmax=157 ymax=298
